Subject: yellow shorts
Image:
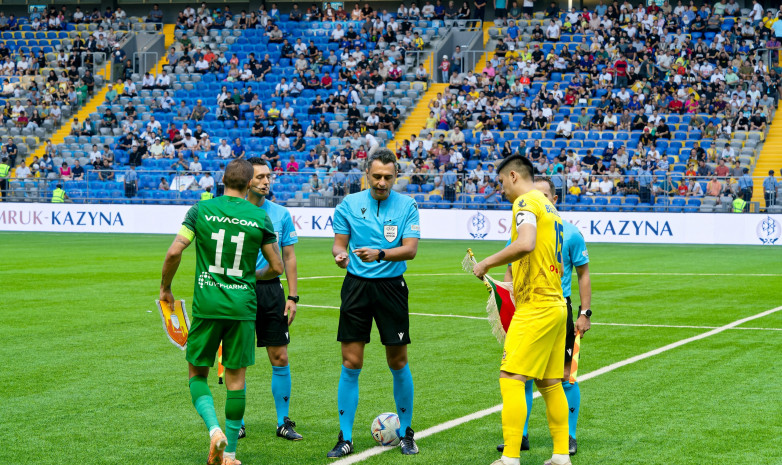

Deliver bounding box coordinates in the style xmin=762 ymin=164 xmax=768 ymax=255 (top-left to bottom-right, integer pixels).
xmin=501 ymin=304 xmax=567 ymax=380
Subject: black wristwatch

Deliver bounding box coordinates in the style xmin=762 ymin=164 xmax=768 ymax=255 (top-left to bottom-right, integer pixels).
xmin=377 ymin=250 xmax=386 ymax=262
xmin=580 ymin=308 xmax=592 ymax=319
xmin=287 ymin=295 xmax=299 ymax=303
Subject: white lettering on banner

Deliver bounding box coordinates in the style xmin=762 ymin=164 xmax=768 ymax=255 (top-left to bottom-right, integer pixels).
xmin=0 ymin=204 xmax=780 ymax=245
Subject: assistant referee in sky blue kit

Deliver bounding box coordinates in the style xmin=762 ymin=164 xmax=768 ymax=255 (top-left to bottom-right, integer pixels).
xmin=327 ymin=148 xmax=421 ymax=459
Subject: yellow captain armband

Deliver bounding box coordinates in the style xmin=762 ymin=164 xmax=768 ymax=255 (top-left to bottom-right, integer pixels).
xmin=178 ymin=226 xmax=195 ymax=241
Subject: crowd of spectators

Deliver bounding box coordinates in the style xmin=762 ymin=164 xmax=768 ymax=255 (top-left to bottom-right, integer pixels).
xmin=389 ymin=0 xmax=779 ymax=206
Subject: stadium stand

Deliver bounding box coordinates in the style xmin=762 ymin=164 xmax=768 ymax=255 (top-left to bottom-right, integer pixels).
xmin=392 ymin=2 xmax=781 ymax=211
xmin=2 ymin=2 xmax=782 ymax=214
xmin=3 ymin=4 xmax=451 ymax=205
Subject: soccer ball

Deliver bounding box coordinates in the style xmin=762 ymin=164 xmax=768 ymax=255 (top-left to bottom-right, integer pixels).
xmin=371 ymin=412 xmax=401 ymax=446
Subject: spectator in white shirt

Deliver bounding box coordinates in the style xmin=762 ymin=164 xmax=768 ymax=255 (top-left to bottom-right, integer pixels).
xmin=546 ymin=22 xmax=561 ymax=40
xmin=199 ymin=172 xmax=215 ymax=190
xmin=89 ymin=145 xmax=103 ymax=163
xmin=217 ymin=139 xmax=232 ymax=159
xmin=277 ymin=134 xmax=291 ymax=151
xmin=141 ymin=73 xmax=155 ymax=89
xmin=555 ymin=116 xmax=574 ymax=139
xmin=330 ymin=24 xmax=345 ymax=42
xmin=189 ymin=156 xmax=203 ymax=173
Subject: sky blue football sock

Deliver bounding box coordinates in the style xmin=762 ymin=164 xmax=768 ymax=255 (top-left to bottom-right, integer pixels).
xmin=562 ymin=381 xmax=581 ymax=439
xmin=338 ymin=366 xmax=361 ymax=442
xmin=390 ymin=364 xmax=414 ymax=435
xmin=272 ymin=365 xmax=291 ymax=427
xmin=523 ymin=379 xmax=533 ymax=436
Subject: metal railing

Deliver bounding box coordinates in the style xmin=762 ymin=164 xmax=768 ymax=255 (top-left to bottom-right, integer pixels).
xmin=2 ymin=171 xmax=779 ymax=213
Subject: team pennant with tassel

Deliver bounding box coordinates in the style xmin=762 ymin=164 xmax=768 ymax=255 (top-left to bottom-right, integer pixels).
xmin=462 ymin=249 xmax=517 ymax=344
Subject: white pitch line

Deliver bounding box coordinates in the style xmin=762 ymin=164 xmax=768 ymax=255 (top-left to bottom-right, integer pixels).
xmin=298 ymin=305 xmax=782 ymax=331
xmin=331 ymin=305 xmax=782 ymax=465
xmin=290 ymin=272 xmax=782 ymax=280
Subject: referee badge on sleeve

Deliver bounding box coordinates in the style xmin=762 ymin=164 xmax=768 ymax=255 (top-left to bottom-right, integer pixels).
xmin=384 ymin=225 xmax=398 ymax=242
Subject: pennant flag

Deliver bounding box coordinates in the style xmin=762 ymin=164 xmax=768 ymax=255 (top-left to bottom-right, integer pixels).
xmin=462 ymin=249 xmax=517 ymax=344
xmin=156 ymin=299 xmax=190 ymax=350
xmin=485 ymin=275 xmax=516 ymax=343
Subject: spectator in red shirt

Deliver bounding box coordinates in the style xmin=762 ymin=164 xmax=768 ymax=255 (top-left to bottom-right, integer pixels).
xmin=320 ymin=72 xmax=333 ymax=89
xmin=564 ymin=89 xmax=576 ymax=105
xmin=678 ymin=181 xmax=689 ymax=196
xmin=668 ymin=97 xmax=684 ymax=114
xmin=614 ymin=55 xmax=628 ymax=87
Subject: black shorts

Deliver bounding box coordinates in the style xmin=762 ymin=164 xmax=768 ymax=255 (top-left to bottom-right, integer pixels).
xmin=565 ymin=296 xmax=575 ymax=364
xmin=338 ymin=273 xmax=410 ymax=346
xmin=255 ymin=277 xmax=290 ymax=347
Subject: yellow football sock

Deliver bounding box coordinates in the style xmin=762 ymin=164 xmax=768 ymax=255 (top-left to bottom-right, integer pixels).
xmin=539 ymin=382 xmax=569 ymax=455
xmin=499 ymin=377 xmax=527 ymax=459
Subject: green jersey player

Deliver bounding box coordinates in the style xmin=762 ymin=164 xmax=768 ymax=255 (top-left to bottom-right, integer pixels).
xmin=160 ymin=159 xmax=283 ymax=465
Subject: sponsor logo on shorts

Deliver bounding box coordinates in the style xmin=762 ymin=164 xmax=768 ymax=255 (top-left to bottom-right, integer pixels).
xmin=398 ymin=332 xmax=405 ymax=341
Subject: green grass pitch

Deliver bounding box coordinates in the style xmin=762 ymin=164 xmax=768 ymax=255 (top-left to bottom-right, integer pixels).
xmin=2 ymin=232 xmax=781 ymax=464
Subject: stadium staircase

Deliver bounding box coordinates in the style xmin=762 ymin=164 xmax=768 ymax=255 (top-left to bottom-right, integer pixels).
xmin=392 ymin=22 xmax=497 ymax=151
xmin=752 ymin=110 xmax=782 ymax=202
xmin=391 ymin=82 xmax=446 ymax=149
xmin=23 ymin=28 xmax=176 ymax=168
xmin=153 ymin=25 xmax=177 ymax=75
xmin=22 ymin=61 xmax=112 ymax=168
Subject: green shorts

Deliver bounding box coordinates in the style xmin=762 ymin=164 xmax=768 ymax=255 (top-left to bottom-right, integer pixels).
xmin=186 ymin=317 xmax=256 ymax=369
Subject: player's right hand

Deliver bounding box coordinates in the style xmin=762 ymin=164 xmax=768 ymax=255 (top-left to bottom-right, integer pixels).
xmin=335 ymin=251 xmax=350 ymax=269
xmin=159 ymin=287 xmax=175 ymax=308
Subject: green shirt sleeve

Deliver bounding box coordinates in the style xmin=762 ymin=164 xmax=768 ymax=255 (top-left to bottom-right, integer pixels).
xmin=181 ymin=204 xmax=199 ymax=238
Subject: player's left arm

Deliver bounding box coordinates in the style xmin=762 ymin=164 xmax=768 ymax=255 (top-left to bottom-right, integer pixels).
xmin=279 ymin=211 xmax=299 ymax=324
xmin=282 ymin=244 xmax=297 ymax=325
xmin=575 ymin=262 xmax=592 ymax=335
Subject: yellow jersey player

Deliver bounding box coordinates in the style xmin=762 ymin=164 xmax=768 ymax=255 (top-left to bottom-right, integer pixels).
xmin=473 ymin=155 xmax=571 ymax=465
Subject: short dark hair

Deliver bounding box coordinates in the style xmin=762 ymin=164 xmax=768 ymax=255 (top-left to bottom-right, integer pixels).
xmin=533 ymin=176 xmax=556 ymax=197
xmin=366 ymin=148 xmax=398 ymax=173
xmin=222 ymin=159 xmax=254 ymax=190
xmin=246 ymin=156 xmax=267 ymax=167
xmin=497 ymin=154 xmax=534 ymax=180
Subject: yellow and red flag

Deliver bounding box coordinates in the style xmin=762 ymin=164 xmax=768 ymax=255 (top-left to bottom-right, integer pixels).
xmin=569 ymin=331 xmax=582 ymax=384
xmin=156 ymin=299 xmax=191 ymax=350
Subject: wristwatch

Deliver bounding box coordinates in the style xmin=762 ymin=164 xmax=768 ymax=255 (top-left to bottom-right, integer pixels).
xmin=377 ymin=250 xmax=386 ymax=262
xmin=580 ymin=309 xmax=592 ymax=318
xmin=287 ymin=295 xmax=299 ymax=303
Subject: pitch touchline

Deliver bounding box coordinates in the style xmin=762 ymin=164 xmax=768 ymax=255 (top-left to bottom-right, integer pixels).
xmin=298 ymin=305 xmax=782 ymax=331
xmin=290 ymin=272 xmax=782 ymax=280
xmin=330 ymin=305 xmax=782 ymax=465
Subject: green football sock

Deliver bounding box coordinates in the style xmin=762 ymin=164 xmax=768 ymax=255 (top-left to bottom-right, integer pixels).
xmin=225 ymin=389 xmax=246 ymax=454
xmin=189 ymin=376 xmax=220 ymax=435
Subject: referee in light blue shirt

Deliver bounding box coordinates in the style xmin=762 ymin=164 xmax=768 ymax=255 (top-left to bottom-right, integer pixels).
xmin=243 ymin=158 xmax=302 ymax=441
xmin=498 ymin=176 xmax=592 ymax=457
xmin=327 ymin=148 xmax=421 ymax=458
